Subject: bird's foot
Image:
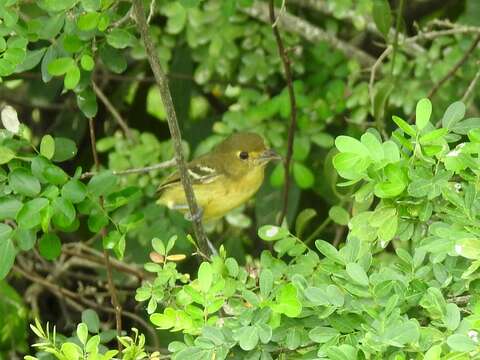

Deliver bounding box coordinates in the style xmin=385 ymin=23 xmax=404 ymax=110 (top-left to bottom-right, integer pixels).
xmin=185 ymin=207 xmax=204 ymax=222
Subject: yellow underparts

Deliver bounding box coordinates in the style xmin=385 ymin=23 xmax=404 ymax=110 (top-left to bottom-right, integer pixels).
xmin=157 ymin=166 xmax=265 ymax=220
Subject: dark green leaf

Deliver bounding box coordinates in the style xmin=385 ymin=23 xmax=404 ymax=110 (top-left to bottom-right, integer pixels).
xmin=38 ymin=233 xmax=61 ymax=260
xmin=61 ymin=179 xmax=87 ymax=203
xmin=9 ymin=168 xmax=41 ymax=197
xmin=52 ymin=137 xmax=77 ymax=162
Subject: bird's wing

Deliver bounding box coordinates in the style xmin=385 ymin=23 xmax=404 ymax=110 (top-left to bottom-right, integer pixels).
xmin=157 ymin=156 xmax=222 ymax=194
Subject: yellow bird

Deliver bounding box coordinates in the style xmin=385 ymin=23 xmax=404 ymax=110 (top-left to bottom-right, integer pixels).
xmin=157 ymin=132 xmax=281 ymax=221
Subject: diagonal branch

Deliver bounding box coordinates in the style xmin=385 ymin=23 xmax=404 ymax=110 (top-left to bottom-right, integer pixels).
xmin=88 ymin=118 xmax=123 ymax=351
xmin=92 ymin=81 xmax=134 ymax=141
xmin=242 ymin=2 xmax=375 ymax=67
xmin=427 ymin=34 xmax=480 ymax=99
xmin=267 ymin=1 xmax=297 ymax=226
xmin=132 ymin=0 xmax=211 ymax=257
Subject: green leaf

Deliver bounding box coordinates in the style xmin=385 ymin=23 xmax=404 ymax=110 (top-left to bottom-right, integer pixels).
xmin=16 ymin=198 xmax=49 ymax=229
xmin=0 ymin=197 xmax=22 ymax=220
xmin=295 ymin=208 xmax=316 ymax=238
xmin=258 ymin=225 xmax=289 ymax=241
xmin=88 ymin=170 xmax=117 ymax=196
xmin=38 ymin=233 xmax=61 ymax=260
xmin=164 ymin=3 xmax=187 ymax=34
xmin=15 ymin=47 xmax=47 ymax=73
xmin=64 ymin=64 xmax=80 ymax=89
xmin=9 ymin=168 xmax=41 ymax=197
xmin=361 ymin=132 xmax=384 ymax=162
xmin=415 ymin=98 xmax=432 ymax=131
xmin=81 ymin=0 xmax=100 ymax=11
xmin=77 ymin=12 xmax=100 ymax=31
xmin=0 ymin=238 xmax=15 ymax=279
xmin=82 ymin=309 xmax=100 ymax=333
xmin=0 ymin=146 xmax=15 ymax=164
xmin=444 ymin=303 xmax=460 ymax=331
xmin=315 ymin=240 xmax=344 ymax=265
xmin=451 ymin=117 xmax=480 ymax=135
xmin=40 ymin=135 xmax=55 ymax=159
xmin=44 ymin=165 xmax=68 ymax=185
xmin=52 ymin=137 xmax=77 ymax=162
xmin=259 ymin=269 xmax=273 ymax=298
xmin=77 ymin=89 xmax=98 ymax=117
xmin=346 ymin=262 xmax=369 ymax=286
xmin=293 ymin=162 xmax=314 ymax=189
xmin=0 ymin=224 xmax=12 ymax=242
xmin=106 ymin=29 xmax=136 ymax=49
xmin=392 ymin=115 xmax=416 ymax=137
xmin=424 ymin=345 xmax=442 ymax=360
xmin=419 ymin=128 xmax=448 ymax=145
xmin=99 ymin=44 xmax=127 ymax=74
xmin=237 ymin=326 xmax=259 ymax=351
xmin=76 ymin=323 xmax=88 ymax=345
xmin=372 ymin=0 xmax=392 ymax=38
xmin=63 ymin=34 xmax=84 ymax=53
xmin=198 ymin=262 xmax=213 ymax=293
xmin=308 ymin=326 xmax=340 ymax=343
xmin=271 ymin=284 xmax=302 ymax=318
xmin=335 ymin=135 xmax=369 ymax=156
xmin=447 ymin=334 xmax=477 ymax=352
xmin=52 ymin=197 xmax=76 ymax=227
xmin=442 ymin=101 xmax=465 ymax=130
xmin=47 ymin=57 xmax=75 ymax=76
xmin=61 ymin=179 xmax=87 ymax=203
xmin=80 ymin=54 xmax=94 ymax=71
xmin=329 ymin=206 xmax=350 ymax=225
xmin=103 ymin=230 xmax=120 ymax=250
xmin=88 ymin=212 xmax=108 ymax=232
xmin=152 ymin=237 xmax=165 ymax=255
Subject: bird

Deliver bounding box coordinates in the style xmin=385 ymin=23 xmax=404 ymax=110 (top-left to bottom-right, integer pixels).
xmin=157 ymin=132 xmax=281 ymax=221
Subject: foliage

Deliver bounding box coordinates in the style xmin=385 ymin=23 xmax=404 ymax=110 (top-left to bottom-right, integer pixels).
xmin=129 ymin=99 xmax=480 ymax=359
xmin=2 ymin=0 xmax=480 ymax=359
xmin=26 ymin=314 xmax=150 ymax=360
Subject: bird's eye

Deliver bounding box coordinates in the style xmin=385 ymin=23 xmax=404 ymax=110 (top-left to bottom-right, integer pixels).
xmin=239 ymin=151 xmax=249 ymax=160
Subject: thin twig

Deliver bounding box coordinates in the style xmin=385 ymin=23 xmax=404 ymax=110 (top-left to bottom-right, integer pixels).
xmin=267 ymin=1 xmax=297 ymax=226
xmin=92 ymin=81 xmax=134 ymax=141
xmin=369 ymin=46 xmax=392 ymax=112
xmin=389 ymin=0 xmax=405 ymax=75
xmin=242 ymin=2 xmax=375 ymax=67
xmin=427 ymin=34 xmax=480 ymax=99
xmin=146 ymin=0 xmax=156 ymax=24
xmin=88 ymin=118 xmax=123 ymax=350
xmin=80 ymin=158 xmax=177 ymax=179
xmin=13 ymin=265 xmax=160 ymax=349
xmin=133 ymin=0 xmax=211 ymax=257
xmin=462 ymin=63 xmax=480 ymax=104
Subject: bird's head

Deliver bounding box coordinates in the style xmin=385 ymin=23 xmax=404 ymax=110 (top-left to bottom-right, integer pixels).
xmin=215 ymin=132 xmax=281 ymax=176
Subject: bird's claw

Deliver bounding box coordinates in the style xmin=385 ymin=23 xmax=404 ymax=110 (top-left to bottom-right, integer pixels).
xmin=185 ymin=207 xmax=204 ymax=222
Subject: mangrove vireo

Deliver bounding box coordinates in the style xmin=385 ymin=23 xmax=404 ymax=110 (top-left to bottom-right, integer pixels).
xmin=157 ymin=132 xmax=281 ymax=220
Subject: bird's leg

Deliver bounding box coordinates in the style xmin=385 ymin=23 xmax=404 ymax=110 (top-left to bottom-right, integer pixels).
xmin=185 ymin=206 xmax=204 ymax=222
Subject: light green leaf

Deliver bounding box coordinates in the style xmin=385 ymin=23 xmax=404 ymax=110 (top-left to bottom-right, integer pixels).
xmin=416 ymin=98 xmax=432 ymax=131
xmin=346 ymin=262 xmax=369 ymax=286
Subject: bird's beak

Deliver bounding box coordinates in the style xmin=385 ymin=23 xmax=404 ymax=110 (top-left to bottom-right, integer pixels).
xmin=258 ymin=149 xmax=282 ymax=163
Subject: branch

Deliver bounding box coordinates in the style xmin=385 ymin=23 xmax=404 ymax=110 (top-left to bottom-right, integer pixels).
xmin=267 ymin=1 xmax=297 ymax=226
xmin=92 ymin=81 xmax=134 ymax=141
xmin=289 ymin=0 xmax=424 ymax=55
xmin=241 ymin=2 xmax=375 ymax=67
xmin=462 ymin=62 xmax=480 ymax=104
xmin=88 ymin=118 xmax=123 ymax=350
xmin=80 ymin=158 xmax=177 ymax=179
xmin=427 ymin=34 xmax=480 ymax=99
xmin=132 ymin=0 xmax=211 ymax=257
xmin=13 ymin=264 xmax=160 ymax=349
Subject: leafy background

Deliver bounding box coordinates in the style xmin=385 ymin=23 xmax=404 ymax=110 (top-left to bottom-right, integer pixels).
xmin=2 ymin=0 xmax=480 ymax=359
